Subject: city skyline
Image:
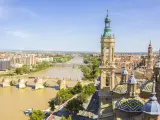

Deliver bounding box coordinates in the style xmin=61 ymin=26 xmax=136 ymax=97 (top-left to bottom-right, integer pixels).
xmin=0 ymin=0 xmax=160 ymax=52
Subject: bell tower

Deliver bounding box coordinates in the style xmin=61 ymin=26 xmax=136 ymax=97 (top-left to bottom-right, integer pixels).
xmin=100 ymin=9 xmax=115 ymax=91
xmin=146 ymin=41 xmax=153 ymax=77
xmin=98 ymin=9 xmax=116 ymax=120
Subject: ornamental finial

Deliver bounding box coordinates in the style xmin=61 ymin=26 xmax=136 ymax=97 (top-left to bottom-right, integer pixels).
xmin=107 ymin=8 xmax=108 ymax=17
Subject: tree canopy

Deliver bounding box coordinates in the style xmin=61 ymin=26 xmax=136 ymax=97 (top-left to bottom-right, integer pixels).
xmin=80 ymin=55 xmax=100 ymax=80
xmin=48 ymin=100 xmax=55 ymax=111
xmin=56 ymin=88 xmax=73 ymax=105
xmin=65 ymin=98 xmax=84 ymax=114
xmin=29 ymin=110 xmax=45 ymax=120
xmin=15 ymin=61 xmax=51 ymax=75
xmin=71 ymin=82 xmax=83 ymax=95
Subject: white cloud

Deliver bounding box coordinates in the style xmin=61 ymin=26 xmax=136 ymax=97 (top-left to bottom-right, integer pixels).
xmin=6 ymin=30 xmax=29 ymax=39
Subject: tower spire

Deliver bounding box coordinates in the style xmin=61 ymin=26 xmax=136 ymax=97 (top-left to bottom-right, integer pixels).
xmin=149 ymin=40 xmax=152 ymax=48
xmin=103 ymin=9 xmax=113 ymax=37
xmin=107 ymin=8 xmax=108 ymax=17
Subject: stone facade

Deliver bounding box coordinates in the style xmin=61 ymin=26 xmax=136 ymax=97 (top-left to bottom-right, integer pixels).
xmin=98 ymin=9 xmax=116 ymax=120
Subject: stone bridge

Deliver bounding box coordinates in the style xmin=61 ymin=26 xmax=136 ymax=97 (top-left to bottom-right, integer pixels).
xmin=0 ymin=77 xmax=92 ymax=90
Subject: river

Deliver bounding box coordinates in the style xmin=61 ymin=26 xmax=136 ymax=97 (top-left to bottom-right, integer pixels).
xmin=0 ymin=86 xmax=58 ymax=120
xmin=31 ymin=56 xmax=84 ymax=80
xmin=0 ymin=56 xmax=84 ymax=120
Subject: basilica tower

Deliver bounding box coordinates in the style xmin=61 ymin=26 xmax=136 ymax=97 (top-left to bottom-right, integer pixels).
xmin=146 ymin=41 xmax=153 ymax=77
xmin=98 ymin=9 xmax=116 ymax=120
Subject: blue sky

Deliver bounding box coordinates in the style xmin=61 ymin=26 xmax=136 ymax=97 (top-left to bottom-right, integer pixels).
xmin=0 ymin=0 xmax=160 ymax=52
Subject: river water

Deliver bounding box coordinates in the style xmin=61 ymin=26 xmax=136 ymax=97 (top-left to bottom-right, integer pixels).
xmin=0 ymin=86 xmax=58 ymax=120
xmin=32 ymin=56 xmax=84 ymax=80
xmin=0 ymin=56 xmax=84 ymax=120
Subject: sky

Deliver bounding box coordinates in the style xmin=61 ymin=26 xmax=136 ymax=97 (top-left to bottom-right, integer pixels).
xmin=0 ymin=0 xmax=160 ymax=52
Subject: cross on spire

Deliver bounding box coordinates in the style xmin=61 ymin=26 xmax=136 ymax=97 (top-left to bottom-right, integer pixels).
xmin=106 ymin=8 xmax=108 ymax=17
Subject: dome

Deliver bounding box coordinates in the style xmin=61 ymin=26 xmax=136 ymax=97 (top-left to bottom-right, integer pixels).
xmin=141 ymin=81 xmax=153 ymax=93
xmin=143 ymin=96 xmax=160 ymax=115
xmin=143 ymin=79 xmax=160 ymax=115
xmin=103 ymin=27 xmax=113 ymax=37
xmin=113 ymin=84 xmax=127 ymax=94
xmin=116 ymin=97 xmax=145 ymax=112
xmin=121 ymin=68 xmax=128 ymax=75
xmin=105 ymin=16 xmax=111 ymax=23
xmin=128 ymin=74 xmax=137 ymax=84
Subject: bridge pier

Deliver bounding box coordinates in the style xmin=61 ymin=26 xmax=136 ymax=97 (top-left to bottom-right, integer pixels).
xmin=18 ymin=79 xmax=26 ymax=88
xmin=2 ymin=78 xmax=10 ymax=87
xmin=34 ymin=78 xmax=44 ymax=90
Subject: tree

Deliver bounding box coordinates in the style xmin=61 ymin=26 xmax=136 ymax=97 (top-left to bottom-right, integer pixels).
xmin=56 ymin=89 xmax=73 ymax=105
xmin=29 ymin=110 xmax=45 ymax=120
xmin=71 ymin=82 xmax=83 ymax=95
xmin=15 ymin=68 xmax=23 ymax=75
xmin=77 ymin=93 xmax=88 ymax=103
xmin=83 ymin=84 xmax=96 ymax=96
xmin=65 ymin=98 xmax=84 ymax=114
xmin=48 ymin=100 xmax=55 ymax=111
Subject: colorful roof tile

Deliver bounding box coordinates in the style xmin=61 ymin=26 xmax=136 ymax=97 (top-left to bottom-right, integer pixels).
xmin=116 ymin=98 xmax=145 ymax=112
xmin=113 ymin=84 xmax=127 ymax=94
xmin=141 ymin=81 xmax=153 ymax=93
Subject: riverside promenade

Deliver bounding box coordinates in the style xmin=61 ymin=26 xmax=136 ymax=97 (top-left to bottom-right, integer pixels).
xmin=47 ymin=94 xmax=78 ymax=120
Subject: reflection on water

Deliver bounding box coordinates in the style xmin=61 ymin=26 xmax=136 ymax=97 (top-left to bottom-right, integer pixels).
xmin=0 ymin=86 xmax=58 ymax=120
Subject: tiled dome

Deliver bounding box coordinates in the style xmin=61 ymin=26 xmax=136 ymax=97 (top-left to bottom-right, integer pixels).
xmin=143 ymin=80 xmax=160 ymax=115
xmin=143 ymin=96 xmax=160 ymax=115
xmin=116 ymin=97 xmax=145 ymax=112
xmin=113 ymin=84 xmax=127 ymax=94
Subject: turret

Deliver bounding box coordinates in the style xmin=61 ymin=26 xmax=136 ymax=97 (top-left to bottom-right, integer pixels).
xmin=148 ymin=40 xmax=153 ymax=59
xmin=143 ymin=78 xmax=160 ymax=120
xmin=127 ymin=71 xmax=137 ymax=98
xmin=121 ymin=67 xmax=128 ymax=84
